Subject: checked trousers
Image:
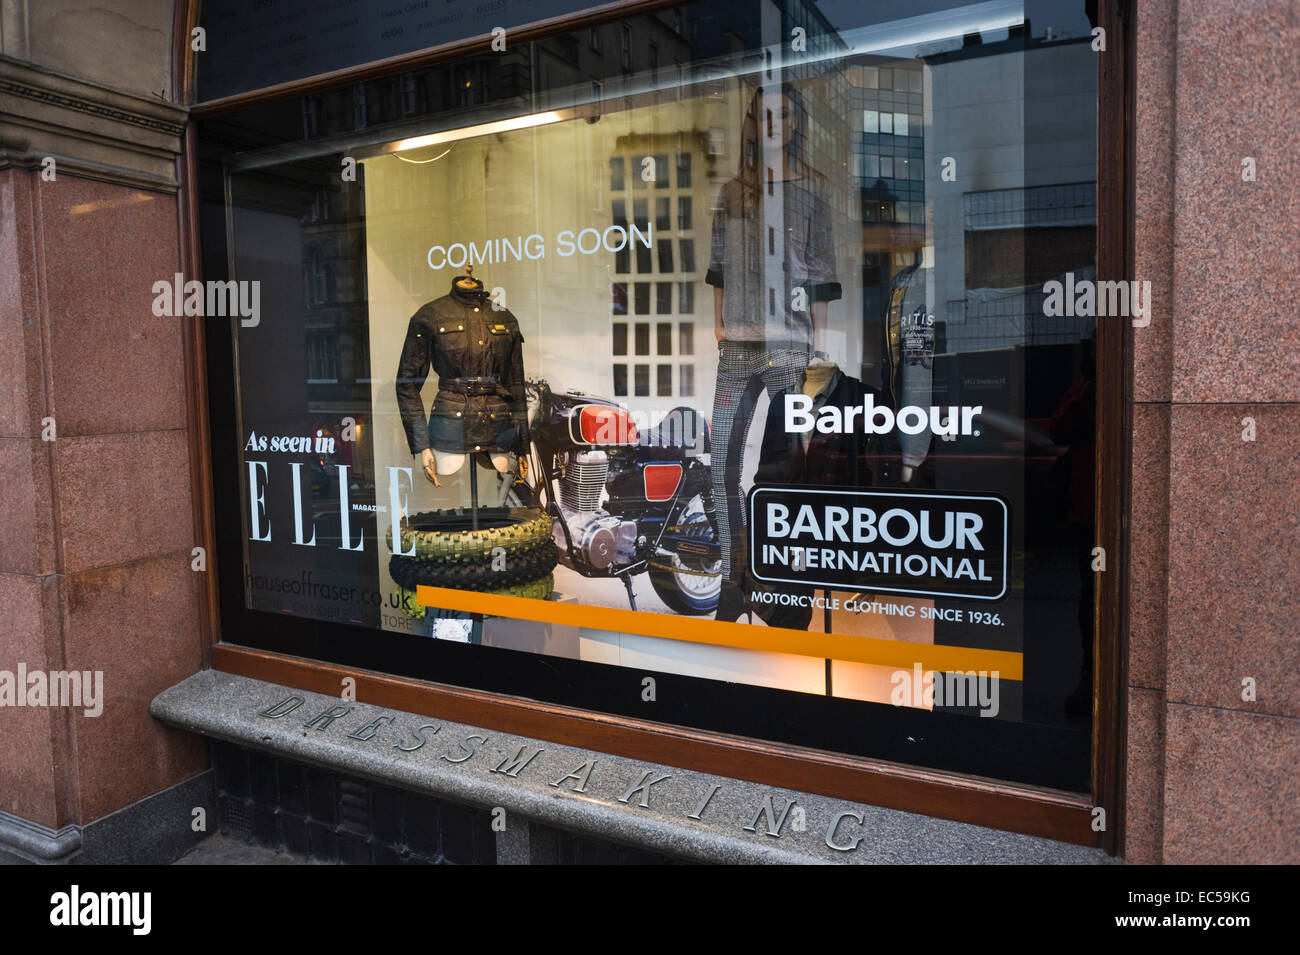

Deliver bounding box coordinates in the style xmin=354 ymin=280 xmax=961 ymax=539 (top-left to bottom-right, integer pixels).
xmin=710 ymin=340 xmax=809 ymax=581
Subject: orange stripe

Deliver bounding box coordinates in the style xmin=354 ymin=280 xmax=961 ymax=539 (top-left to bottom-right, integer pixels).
xmin=415 ymin=585 xmax=1023 ymax=679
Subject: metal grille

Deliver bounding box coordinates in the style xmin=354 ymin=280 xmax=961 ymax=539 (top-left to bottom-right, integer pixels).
xmin=559 ymin=453 xmax=608 ymax=511
xmin=945 ymin=287 xmax=1096 ymax=353
xmin=963 ymin=182 xmax=1096 ymax=231
xmin=224 ymin=798 xmax=253 ymax=838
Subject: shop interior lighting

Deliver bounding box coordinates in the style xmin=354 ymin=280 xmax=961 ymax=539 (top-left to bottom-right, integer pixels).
xmin=382 ymin=110 xmax=568 ymax=156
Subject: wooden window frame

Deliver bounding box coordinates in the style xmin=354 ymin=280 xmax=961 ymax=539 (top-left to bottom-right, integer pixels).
xmin=172 ymin=0 xmax=1134 ymax=852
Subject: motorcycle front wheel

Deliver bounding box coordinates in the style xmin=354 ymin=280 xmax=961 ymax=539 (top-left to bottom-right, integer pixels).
xmin=647 ymin=497 xmax=722 ymax=615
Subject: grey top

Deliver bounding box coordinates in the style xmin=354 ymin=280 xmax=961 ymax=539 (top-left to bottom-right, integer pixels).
xmin=706 ymin=175 xmax=841 ymax=345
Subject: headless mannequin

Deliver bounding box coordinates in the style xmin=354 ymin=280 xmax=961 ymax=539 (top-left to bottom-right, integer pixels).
xmin=799 ymin=360 xmax=835 ymax=452
xmin=416 ymin=268 xmax=513 ymax=487
xmin=801 ymin=359 xmax=836 ymax=398
xmin=799 ymin=360 xmax=912 ymax=480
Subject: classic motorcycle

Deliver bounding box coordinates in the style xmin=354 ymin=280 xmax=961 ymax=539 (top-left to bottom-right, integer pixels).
xmin=516 ymin=379 xmax=721 ymax=614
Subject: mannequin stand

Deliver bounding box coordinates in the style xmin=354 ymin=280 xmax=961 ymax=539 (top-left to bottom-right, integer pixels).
xmin=469 ymin=460 xmax=479 ymax=529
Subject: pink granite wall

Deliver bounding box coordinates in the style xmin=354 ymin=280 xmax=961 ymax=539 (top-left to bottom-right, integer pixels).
xmin=0 ymin=169 xmax=207 ymax=829
xmin=1128 ymin=0 xmax=1300 ymax=863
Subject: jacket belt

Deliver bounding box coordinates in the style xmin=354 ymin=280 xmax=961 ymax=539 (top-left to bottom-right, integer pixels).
xmin=440 ymin=377 xmax=505 ymax=396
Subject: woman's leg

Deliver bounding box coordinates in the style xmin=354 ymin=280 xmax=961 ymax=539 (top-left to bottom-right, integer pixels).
xmin=710 ymin=343 xmax=763 ymax=583
xmin=712 ymin=345 xmax=810 ymax=582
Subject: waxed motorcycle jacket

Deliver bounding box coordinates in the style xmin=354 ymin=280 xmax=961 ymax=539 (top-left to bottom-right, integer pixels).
xmin=395 ymin=287 xmax=529 ymax=455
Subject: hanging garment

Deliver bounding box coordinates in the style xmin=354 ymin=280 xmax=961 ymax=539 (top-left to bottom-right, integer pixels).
xmin=881 ymin=261 xmax=935 ymax=470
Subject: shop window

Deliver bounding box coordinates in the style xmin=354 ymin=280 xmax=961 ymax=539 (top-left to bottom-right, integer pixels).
xmin=678 ymin=239 xmax=695 ymax=273
xmin=353 ymin=85 xmax=368 ymax=129
xmin=301 ymin=98 xmax=319 ymax=138
xmin=653 ymin=154 xmax=669 ymax=188
xmin=307 ymin=248 xmax=329 ymax=305
xmin=657 ymin=240 xmax=674 ymax=273
xmin=400 ymin=73 xmax=417 ymax=115
xmin=656 ymin=285 xmax=673 ymax=316
xmin=656 ymin=322 xmax=673 ymax=353
xmin=655 ymin=197 xmax=671 ymax=231
xmin=679 ymin=363 xmax=695 ymax=396
xmin=202 ymin=0 xmax=1109 ymax=813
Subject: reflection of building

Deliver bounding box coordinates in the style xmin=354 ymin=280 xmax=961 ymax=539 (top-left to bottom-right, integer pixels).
xmin=847 ymin=60 xmax=929 ymax=383
xmin=299 ymin=178 xmax=371 ymax=486
xmin=925 ymin=30 xmax=1098 ymax=356
xmin=609 ymin=145 xmax=705 ymax=407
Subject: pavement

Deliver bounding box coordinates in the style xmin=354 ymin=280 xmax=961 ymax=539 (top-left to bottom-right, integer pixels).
xmin=173 ymin=835 xmax=314 ymax=865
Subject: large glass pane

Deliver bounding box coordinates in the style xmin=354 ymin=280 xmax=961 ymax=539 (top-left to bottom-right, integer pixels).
xmin=205 ymin=0 xmax=1101 ymax=790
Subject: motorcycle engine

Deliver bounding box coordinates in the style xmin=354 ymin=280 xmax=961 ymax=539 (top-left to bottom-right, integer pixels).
xmin=554 ymin=450 xmax=638 ymax=568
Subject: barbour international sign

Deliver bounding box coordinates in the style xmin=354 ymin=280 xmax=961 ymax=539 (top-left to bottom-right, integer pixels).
xmin=748 ymin=486 xmax=1009 ymax=601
